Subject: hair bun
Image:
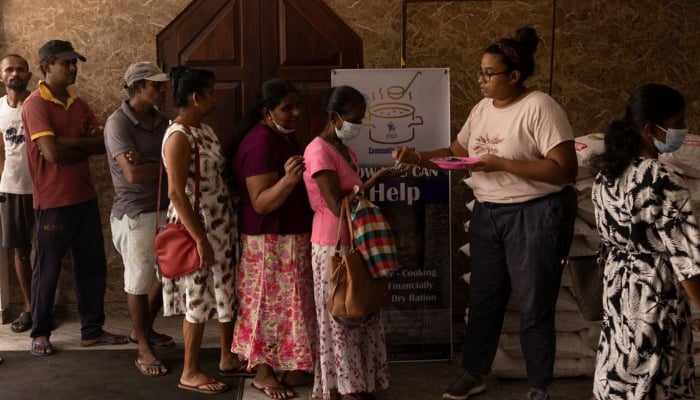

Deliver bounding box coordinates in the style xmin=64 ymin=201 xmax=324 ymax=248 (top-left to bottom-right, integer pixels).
xmin=515 ymin=26 xmax=540 ymax=55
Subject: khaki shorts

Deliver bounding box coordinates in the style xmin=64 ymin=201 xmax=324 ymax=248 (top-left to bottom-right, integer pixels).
xmin=110 ymin=211 xmax=165 ymax=295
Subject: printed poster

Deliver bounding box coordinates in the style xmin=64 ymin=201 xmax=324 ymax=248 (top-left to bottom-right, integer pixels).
xmin=332 ymin=69 xmax=452 ymax=361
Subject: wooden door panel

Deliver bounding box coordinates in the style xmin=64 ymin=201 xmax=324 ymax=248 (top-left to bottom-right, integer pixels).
xmin=158 ymin=0 xmax=261 ymax=150
xmin=261 ymin=0 xmax=363 ymax=79
xmin=158 ymin=0 xmax=363 ymax=152
xmin=186 ymin=7 xmax=238 ymax=63
xmin=287 ymin=81 xmax=334 ymax=148
xmin=260 ymin=0 xmax=363 ymax=149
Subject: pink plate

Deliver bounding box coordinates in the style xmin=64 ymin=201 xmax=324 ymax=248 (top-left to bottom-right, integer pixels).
xmin=430 ymin=156 xmax=480 ymax=170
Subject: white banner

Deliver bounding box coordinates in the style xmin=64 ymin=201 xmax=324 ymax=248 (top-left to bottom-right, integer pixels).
xmin=331 ymin=68 xmax=451 ymax=166
xmin=332 ymin=68 xmax=453 ymax=361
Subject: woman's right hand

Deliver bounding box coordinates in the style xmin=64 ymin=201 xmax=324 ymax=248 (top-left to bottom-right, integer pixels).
xmin=196 ymin=238 xmax=215 ymax=269
xmin=392 ymin=146 xmax=421 ymax=166
xmin=391 ymin=146 xmax=412 ymax=163
xmin=283 ymin=155 xmax=306 ymax=183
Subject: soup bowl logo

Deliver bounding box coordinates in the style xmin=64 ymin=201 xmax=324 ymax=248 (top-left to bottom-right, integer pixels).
xmin=367 ymin=102 xmax=424 ymax=144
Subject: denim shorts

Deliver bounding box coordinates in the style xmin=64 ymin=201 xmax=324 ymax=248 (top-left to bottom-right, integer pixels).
xmin=110 ymin=211 xmax=165 ymax=295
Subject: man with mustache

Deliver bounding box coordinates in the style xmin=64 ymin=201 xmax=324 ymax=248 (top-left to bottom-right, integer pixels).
xmin=21 ymin=40 xmax=127 ymax=356
xmin=0 ymin=54 xmax=34 ymax=335
xmin=104 ymin=62 xmax=172 ymax=376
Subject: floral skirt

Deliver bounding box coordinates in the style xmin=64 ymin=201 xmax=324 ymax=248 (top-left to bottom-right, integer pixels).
xmin=311 ymin=243 xmax=390 ymax=399
xmin=231 ymin=233 xmax=317 ymax=371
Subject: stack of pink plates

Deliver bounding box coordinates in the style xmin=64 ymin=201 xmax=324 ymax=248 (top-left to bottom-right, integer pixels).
xmin=430 ymin=156 xmax=480 ymax=170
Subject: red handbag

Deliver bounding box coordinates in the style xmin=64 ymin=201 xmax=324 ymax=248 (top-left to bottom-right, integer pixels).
xmin=153 ymin=126 xmax=201 ymax=279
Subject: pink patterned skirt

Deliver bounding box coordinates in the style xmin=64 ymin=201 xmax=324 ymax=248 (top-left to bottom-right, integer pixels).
xmin=231 ymin=233 xmax=317 ymax=371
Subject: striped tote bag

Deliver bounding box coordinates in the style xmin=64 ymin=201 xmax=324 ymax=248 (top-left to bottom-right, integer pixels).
xmin=349 ymin=192 xmax=400 ymax=278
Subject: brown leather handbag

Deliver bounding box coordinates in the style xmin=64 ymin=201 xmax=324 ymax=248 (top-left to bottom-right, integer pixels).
xmin=327 ymin=196 xmax=389 ymax=326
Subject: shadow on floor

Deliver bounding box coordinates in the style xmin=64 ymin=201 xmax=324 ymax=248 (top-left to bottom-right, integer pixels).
xmin=0 ymin=348 xmax=244 ymax=400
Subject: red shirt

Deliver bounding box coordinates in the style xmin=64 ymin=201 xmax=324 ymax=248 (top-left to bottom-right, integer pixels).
xmin=21 ymin=82 xmax=99 ymax=210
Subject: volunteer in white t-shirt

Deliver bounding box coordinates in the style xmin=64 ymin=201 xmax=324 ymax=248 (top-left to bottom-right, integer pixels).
xmin=393 ymin=26 xmax=578 ymax=400
xmin=0 ymin=53 xmax=35 ymax=335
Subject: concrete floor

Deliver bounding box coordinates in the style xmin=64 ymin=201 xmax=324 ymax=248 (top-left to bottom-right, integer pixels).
xmin=0 ymin=305 xmax=598 ymax=399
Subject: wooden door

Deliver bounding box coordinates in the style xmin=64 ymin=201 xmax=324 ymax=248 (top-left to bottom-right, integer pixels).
xmin=157 ymin=0 xmax=363 ymax=153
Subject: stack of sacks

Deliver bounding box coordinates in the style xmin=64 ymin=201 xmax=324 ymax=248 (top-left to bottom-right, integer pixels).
xmin=489 ymin=280 xmax=601 ymax=378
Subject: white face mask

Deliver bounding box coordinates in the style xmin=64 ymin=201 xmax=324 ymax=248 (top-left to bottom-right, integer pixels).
xmin=270 ymin=114 xmax=295 ymax=134
xmin=334 ymin=113 xmax=362 ymax=141
xmin=654 ymin=124 xmax=688 ymax=153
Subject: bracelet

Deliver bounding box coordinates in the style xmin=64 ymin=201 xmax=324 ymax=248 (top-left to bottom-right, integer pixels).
xmin=415 ymin=151 xmax=422 ymax=164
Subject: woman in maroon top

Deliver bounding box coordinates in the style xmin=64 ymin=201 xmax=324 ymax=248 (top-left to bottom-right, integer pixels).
xmin=230 ymin=79 xmax=316 ymax=399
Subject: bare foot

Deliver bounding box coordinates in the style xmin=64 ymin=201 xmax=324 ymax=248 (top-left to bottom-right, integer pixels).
xmin=253 ymin=364 xmax=295 ymax=399
xmin=281 ymin=370 xmax=314 ymax=387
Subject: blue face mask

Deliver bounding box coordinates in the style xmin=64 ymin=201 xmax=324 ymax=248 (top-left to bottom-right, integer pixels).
xmin=654 ymin=125 xmax=687 ymax=153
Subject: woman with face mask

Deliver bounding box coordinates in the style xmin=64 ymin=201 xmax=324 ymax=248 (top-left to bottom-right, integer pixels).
xmin=588 ymin=83 xmax=700 ymax=400
xmin=302 ymin=85 xmax=395 ymax=400
xmin=229 ymin=79 xmax=318 ymax=399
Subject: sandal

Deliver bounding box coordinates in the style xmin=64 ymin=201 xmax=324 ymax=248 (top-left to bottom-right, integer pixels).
xmin=80 ymin=331 xmax=129 ymax=347
xmin=178 ymin=377 xmax=228 ymax=394
xmin=218 ymin=364 xmax=257 ymax=377
xmin=11 ymin=311 xmax=32 ymax=333
xmin=134 ymin=358 xmax=168 ymax=377
xmin=251 ymin=382 xmax=296 ymax=399
xmin=30 ymin=339 xmax=54 ymax=356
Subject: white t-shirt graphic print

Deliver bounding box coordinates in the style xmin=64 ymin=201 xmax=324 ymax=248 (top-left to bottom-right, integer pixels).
xmin=0 ymin=95 xmax=32 ymax=194
xmin=457 ymin=90 xmax=574 ymax=203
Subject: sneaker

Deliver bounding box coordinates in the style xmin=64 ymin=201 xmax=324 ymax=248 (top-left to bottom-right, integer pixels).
xmin=527 ymin=389 xmax=550 ymax=400
xmin=442 ymin=372 xmax=485 ymax=400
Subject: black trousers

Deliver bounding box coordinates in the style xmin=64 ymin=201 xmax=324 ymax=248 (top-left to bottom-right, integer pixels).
xmin=462 ymin=186 xmax=577 ymax=389
xmin=31 ymin=199 xmax=108 ymax=340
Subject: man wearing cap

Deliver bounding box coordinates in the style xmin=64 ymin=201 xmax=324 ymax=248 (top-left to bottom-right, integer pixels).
xmin=21 ymin=39 xmax=127 ymax=356
xmin=104 ymin=62 xmax=171 ymax=376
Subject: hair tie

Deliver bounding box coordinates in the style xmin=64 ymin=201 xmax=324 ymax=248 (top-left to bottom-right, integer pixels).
xmin=497 ymin=41 xmax=520 ymax=65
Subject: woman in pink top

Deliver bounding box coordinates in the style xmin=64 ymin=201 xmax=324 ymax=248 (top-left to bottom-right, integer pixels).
xmin=303 ymin=86 xmax=394 ymax=400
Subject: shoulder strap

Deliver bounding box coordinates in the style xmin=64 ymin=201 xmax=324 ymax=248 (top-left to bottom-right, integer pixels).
xmin=334 ymin=195 xmax=355 ymax=255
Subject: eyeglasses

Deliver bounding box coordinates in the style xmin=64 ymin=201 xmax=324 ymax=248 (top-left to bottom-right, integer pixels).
xmin=477 ymin=70 xmax=509 ymax=82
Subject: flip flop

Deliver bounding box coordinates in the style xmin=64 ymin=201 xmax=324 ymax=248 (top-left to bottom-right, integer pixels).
xmin=11 ymin=312 xmax=32 ymax=333
xmin=218 ymin=364 xmax=257 ymax=377
xmin=134 ymin=358 xmax=168 ymax=377
xmin=30 ymin=340 xmax=54 ymax=356
xmin=128 ymin=333 xmax=175 ymax=348
xmin=251 ymin=382 xmax=296 ymax=399
xmin=178 ymin=377 xmax=228 ymax=394
xmin=80 ymin=331 xmax=129 ymax=347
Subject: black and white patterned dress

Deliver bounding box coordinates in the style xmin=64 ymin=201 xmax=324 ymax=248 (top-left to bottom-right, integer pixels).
xmin=591 ymin=157 xmax=700 ymax=399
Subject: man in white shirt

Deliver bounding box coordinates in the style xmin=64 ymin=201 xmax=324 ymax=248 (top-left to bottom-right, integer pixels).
xmin=0 ymin=54 xmax=34 ymax=334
